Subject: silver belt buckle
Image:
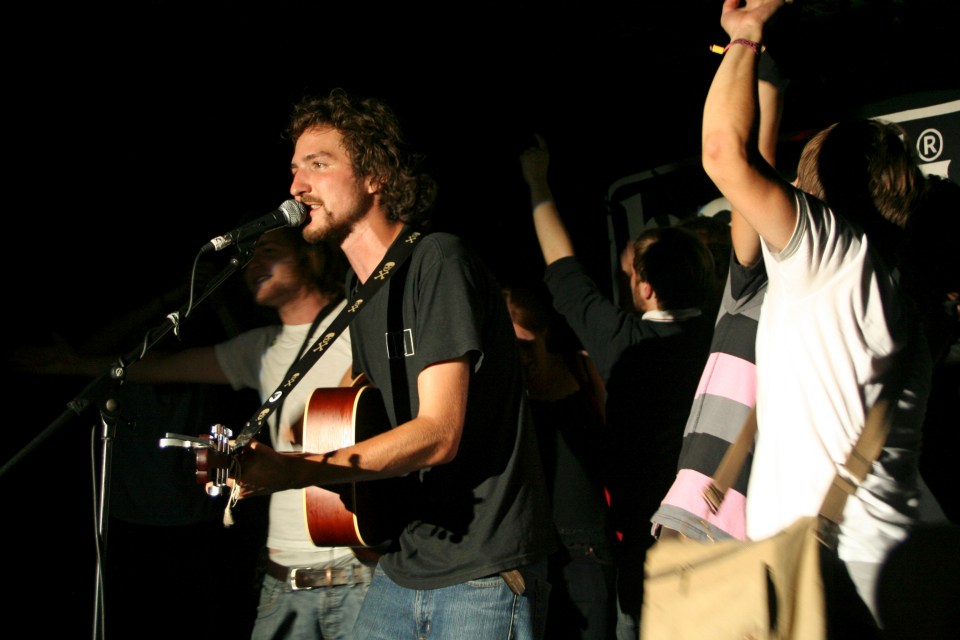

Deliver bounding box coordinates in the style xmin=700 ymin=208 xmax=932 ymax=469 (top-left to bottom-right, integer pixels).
xmin=288 ymin=567 xmax=305 ymax=591
xmin=289 ymin=566 xmax=334 ymax=590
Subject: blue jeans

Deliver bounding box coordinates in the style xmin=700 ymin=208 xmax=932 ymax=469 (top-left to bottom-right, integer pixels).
xmin=251 ymin=559 xmax=372 ymax=640
xmin=615 ymin=598 xmax=638 ymax=640
xmin=353 ymin=561 xmax=550 ymax=639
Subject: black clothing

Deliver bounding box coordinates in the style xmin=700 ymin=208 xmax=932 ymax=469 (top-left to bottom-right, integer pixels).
xmin=349 ymin=231 xmax=556 ymax=590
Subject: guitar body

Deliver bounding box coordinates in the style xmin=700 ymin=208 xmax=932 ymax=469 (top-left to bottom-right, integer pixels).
xmin=302 ymin=384 xmax=411 ymax=549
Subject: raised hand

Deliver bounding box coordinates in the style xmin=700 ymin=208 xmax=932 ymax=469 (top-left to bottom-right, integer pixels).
xmin=519 ymin=132 xmax=550 ymax=188
xmin=719 ymin=0 xmax=790 ymax=40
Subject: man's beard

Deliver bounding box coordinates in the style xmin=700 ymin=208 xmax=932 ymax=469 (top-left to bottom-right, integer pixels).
xmin=303 ymin=203 xmax=366 ymax=246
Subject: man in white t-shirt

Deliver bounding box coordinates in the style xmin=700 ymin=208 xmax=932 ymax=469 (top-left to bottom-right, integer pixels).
xmin=51 ymin=226 xmax=366 ymax=639
xmin=701 ymin=0 xmax=931 ymax=635
xmin=212 ymin=227 xmax=364 ymax=640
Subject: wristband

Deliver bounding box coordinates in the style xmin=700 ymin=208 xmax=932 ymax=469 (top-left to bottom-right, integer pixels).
xmin=724 ymin=38 xmax=762 ymax=54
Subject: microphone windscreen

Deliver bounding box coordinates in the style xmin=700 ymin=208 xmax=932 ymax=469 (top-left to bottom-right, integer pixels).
xmin=280 ymin=199 xmax=306 ymax=226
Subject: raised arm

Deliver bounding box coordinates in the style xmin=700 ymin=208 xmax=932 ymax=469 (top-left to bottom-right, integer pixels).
xmin=703 ymin=0 xmax=795 ymax=255
xmin=519 ymin=133 xmax=576 ymax=265
xmin=730 ymin=51 xmax=789 ymax=267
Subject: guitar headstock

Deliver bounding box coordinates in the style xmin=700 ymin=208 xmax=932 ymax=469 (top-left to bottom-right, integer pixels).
xmin=159 ymin=423 xmax=235 ymax=497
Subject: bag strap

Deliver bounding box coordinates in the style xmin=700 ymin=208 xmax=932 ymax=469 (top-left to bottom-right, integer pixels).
xmin=704 ymin=396 xmax=896 ymax=524
xmin=232 ymin=227 xmax=425 ymax=449
xmin=818 ymin=396 xmax=893 ymax=524
xmin=703 ymin=405 xmax=757 ymax=513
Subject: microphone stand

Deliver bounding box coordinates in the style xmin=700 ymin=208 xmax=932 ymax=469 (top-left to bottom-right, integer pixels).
xmin=0 ymin=243 xmax=256 ymax=640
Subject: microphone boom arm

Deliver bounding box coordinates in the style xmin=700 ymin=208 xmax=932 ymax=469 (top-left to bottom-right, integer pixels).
xmin=0 ymin=247 xmax=252 ymax=478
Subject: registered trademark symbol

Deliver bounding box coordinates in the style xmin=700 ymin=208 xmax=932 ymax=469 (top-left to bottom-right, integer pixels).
xmin=916 ymin=128 xmax=943 ymax=162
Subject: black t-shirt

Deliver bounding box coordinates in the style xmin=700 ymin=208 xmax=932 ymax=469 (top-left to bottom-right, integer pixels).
xmin=350 ymin=231 xmax=556 ymax=589
xmin=528 ymin=388 xmax=612 ymax=539
xmin=544 ymin=256 xmax=713 ymax=542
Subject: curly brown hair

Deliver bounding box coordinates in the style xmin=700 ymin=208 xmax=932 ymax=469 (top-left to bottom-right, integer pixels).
xmin=286 ymin=88 xmax=437 ymax=228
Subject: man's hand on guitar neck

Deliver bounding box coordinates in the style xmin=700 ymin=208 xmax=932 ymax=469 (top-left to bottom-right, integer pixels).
xmin=233 ymin=440 xmax=311 ymax=498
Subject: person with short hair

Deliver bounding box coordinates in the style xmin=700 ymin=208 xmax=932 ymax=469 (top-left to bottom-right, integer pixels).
xmin=701 ymin=1 xmax=932 ymax=634
xmin=518 ymin=133 xmax=715 ymax=639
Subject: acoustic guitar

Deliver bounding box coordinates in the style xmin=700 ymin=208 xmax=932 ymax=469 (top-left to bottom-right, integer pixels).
xmin=160 ymin=381 xmax=412 ymax=552
xmin=300 ymin=382 xmax=412 ymax=550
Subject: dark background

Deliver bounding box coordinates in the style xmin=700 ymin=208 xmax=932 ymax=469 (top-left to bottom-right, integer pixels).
xmin=7 ymin=1 xmax=959 ymax=338
xmin=2 ymin=1 xmax=958 ymax=636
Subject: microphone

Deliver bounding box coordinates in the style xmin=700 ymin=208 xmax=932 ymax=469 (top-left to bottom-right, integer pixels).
xmin=201 ymin=199 xmax=307 ymax=253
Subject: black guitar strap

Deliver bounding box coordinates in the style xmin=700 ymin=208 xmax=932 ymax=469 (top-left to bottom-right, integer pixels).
xmin=265 ymin=296 xmax=344 ymax=448
xmin=233 ymin=226 xmax=425 ymax=449
xmin=386 ymin=258 xmax=413 ymax=425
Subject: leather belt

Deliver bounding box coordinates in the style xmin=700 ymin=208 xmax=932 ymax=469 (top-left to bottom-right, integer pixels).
xmin=265 ymin=558 xmax=367 ymax=591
